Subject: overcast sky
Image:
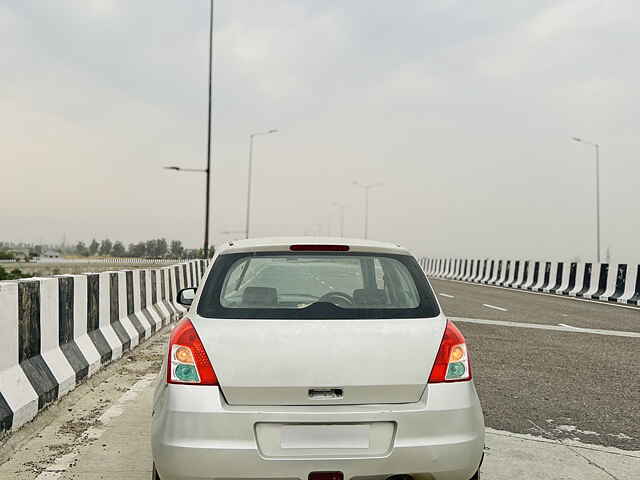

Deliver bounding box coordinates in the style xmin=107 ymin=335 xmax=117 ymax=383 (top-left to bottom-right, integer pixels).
xmin=1 ymin=0 xmax=638 ymax=262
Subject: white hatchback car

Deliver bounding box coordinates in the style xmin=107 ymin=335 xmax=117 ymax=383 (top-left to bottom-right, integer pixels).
xmin=151 ymin=238 xmax=484 ymax=480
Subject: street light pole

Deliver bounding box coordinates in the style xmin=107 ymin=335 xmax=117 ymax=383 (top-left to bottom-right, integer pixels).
xmin=332 ymin=202 xmax=346 ymax=237
xmin=571 ymin=137 xmax=601 ymax=263
xmin=203 ymin=0 xmax=214 ymax=259
xmin=353 ymin=181 xmax=383 ymax=239
xmin=162 ymin=0 xmax=215 ymax=259
xmin=245 ymin=129 xmax=278 ymax=239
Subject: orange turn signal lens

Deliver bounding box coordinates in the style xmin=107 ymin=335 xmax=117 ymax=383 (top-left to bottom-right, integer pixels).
xmin=449 ymin=345 xmax=465 ymax=362
xmin=175 ymin=345 xmax=195 ymax=364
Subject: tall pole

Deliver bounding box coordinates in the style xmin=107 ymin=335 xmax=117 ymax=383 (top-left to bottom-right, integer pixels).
xmin=244 ymin=129 xmax=278 ymax=239
xmin=595 ymin=143 xmax=601 ymax=263
xmin=332 ymin=202 xmax=345 ymax=237
xmin=245 ymin=134 xmax=255 ymax=239
xmin=571 ymin=137 xmax=601 ymax=263
xmin=203 ymin=0 xmax=214 ymax=258
xmin=353 ymin=181 xmax=382 ymax=240
xmin=364 ymin=188 xmax=369 ymax=239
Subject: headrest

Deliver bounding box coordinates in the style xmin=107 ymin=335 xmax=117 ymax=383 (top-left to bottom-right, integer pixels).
xmin=242 ymin=286 xmax=278 ymax=306
xmin=353 ymin=288 xmax=387 ymax=306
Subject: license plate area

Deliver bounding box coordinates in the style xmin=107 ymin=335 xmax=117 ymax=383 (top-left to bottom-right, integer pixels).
xmin=255 ymin=422 xmax=395 ymax=459
xmin=282 ymin=424 xmax=370 ymax=449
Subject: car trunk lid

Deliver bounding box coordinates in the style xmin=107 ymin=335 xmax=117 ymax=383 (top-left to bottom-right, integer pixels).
xmin=191 ymin=314 xmax=446 ymax=405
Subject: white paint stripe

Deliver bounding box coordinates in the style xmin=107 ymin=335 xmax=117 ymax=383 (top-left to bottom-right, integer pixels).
xmin=483 ymin=303 xmax=508 ymax=312
xmin=34 ymin=374 xmax=156 ymax=480
xmin=439 ymin=293 xmax=454 ymax=298
xmin=435 ymin=277 xmax=640 ymax=311
xmin=451 ymin=316 xmax=640 ymax=338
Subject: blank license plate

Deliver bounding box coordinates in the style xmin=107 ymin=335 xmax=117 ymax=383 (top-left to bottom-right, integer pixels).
xmin=281 ymin=424 xmax=371 ymax=449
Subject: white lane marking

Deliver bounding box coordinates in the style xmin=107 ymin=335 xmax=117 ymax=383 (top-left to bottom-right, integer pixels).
xmin=558 ymin=323 xmax=587 ymax=330
xmin=439 ymin=293 xmax=454 ymax=298
xmin=483 ymin=303 xmax=508 ymax=312
xmin=451 ymin=316 xmax=640 ymax=338
xmin=34 ymin=374 xmax=156 ymax=480
xmin=432 ymin=278 xmax=640 ymax=311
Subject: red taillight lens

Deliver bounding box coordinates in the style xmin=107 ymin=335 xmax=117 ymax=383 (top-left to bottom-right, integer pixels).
xmin=290 ymin=244 xmax=349 ymax=251
xmin=309 ymin=473 xmax=343 ymax=480
xmin=428 ymin=320 xmax=472 ymax=383
xmin=167 ymin=318 xmax=218 ymax=385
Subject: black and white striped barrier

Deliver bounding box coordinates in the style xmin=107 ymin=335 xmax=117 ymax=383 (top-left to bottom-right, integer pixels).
xmin=0 ymin=259 xmax=208 ymax=435
xmin=33 ymin=258 xmax=181 ymax=264
xmin=421 ymin=257 xmax=640 ymax=306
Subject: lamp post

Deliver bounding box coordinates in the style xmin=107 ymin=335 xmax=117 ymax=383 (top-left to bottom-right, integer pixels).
xmin=353 ymin=181 xmax=383 ymax=239
xmin=245 ymin=129 xmax=278 ymax=239
xmin=163 ymin=0 xmax=214 ymax=259
xmin=571 ymin=136 xmax=601 ymax=263
xmin=203 ymin=0 xmax=214 ymax=259
xmin=332 ymin=202 xmax=346 ymax=237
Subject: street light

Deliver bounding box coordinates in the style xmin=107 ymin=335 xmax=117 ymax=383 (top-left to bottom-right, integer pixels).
xmin=245 ymin=129 xmax=279 ymax=238
xmin=353 ymin=181 xmax=383 ymax=239
xmin=332 ymin=202 xmax=346 ymax=237
xmin=163 ymin=0 xmax=214 ymax=259
xmin=571 ymin=136 xmax=601 ymax=263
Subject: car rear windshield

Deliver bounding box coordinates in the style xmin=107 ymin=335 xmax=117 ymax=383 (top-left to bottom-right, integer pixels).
xmin=197 ymin=252 xmax=440 ymax=319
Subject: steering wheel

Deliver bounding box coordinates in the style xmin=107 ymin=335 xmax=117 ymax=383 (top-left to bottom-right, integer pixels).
xmin=317 ymin=291 xmax=354 ymax=307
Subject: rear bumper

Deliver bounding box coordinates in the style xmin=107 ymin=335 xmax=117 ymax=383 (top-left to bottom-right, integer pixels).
xmin=151 ymin=382 xmax=484 ymax=480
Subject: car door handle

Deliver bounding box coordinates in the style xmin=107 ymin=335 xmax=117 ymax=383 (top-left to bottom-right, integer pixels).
xmin=308 ymin=388 xmax=343 ymax=399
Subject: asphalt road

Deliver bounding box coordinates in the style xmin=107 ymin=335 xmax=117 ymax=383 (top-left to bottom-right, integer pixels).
xmin=431 ymin=278 xmax=640 ymax=332
xmin=0 ymin=279 xmax=639 ymax=479
xmin=431 ymin=278 xmax=640 ymax=450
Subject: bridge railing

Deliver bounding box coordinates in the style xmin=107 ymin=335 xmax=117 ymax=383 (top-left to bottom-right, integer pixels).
xmin=420 ymin=257 xmax=640 ymax=305
xmin=0 ymin=259 xmax=210 ymax=436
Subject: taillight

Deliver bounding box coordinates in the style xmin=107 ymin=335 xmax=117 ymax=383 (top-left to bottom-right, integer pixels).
xmin=167 ymin=318 xmax=218 ymax=385
xmin=428 ymin=320 xmax=472 ymax=383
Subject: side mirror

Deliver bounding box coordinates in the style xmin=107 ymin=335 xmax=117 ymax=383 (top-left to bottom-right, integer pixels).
xmin=177 ymin=287 xmax=197 ymax=306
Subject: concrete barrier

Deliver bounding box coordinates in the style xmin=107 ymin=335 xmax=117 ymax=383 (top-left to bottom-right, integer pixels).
xmin=0 ymin=259 xmax=208 ymax=436
xmin=421 ymin=257 xmax=640 ymax=306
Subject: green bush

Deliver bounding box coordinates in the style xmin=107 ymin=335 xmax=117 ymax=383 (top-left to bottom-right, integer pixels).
xmin=0 ymin=266 xmax=33 ymax=281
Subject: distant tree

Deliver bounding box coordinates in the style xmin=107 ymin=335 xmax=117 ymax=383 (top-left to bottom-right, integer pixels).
xmin=112 ymin=241 xmax=126 ymax=257
xmin=157 ymin=238 xmax=168 ymax=257
xmin=0 ymin=266 xmax=33 ymax=280
xmin=184 ymin=248 xmax=203 ymax=259
xmin=0 ymin=250 xmax=14 ymax=260
xmin=145 ymin=239 xmax=158 ymax=257
xmin=129 ymin=242 xmax=146 ymax=258
xmin=99 ymin=239 xmax=113 ymax=256
xmin=30 ymin=245 xmax=43 ymax=257
xmin=89 ymin=239 xmax=100 ymax=256
xmin=75 ymin=241 xmax=89 ymax=257
xmin=170 ymin=240 xmax=184 ymax=258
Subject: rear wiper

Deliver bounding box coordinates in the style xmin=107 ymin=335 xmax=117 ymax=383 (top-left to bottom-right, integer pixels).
xmin=301 ymin=301 xmax=348 ymax=311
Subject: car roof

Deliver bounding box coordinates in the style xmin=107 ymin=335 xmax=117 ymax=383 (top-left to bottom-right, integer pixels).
xmin=216 ymin=237 xmax=412 ymax=256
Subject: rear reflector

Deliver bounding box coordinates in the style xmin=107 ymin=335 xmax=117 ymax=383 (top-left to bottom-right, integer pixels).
xmin=309 ymin=473 xmax=343 ymax=480
xmin=290 ymin=244 xmax=349 ymax=251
